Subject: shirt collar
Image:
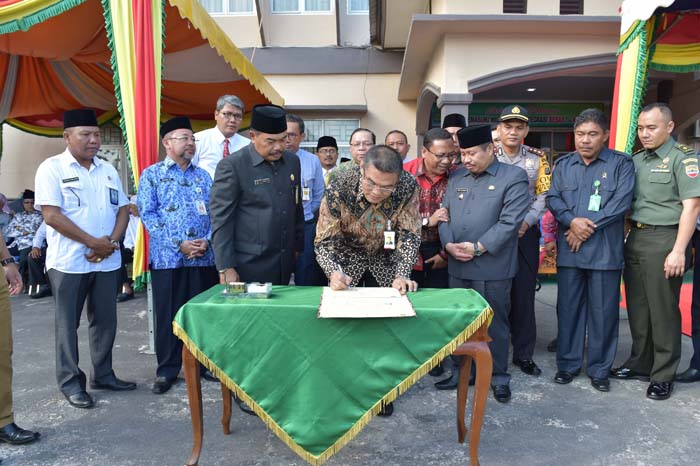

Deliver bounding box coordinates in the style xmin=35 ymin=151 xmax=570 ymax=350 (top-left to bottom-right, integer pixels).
xmin=572 ymin=147 xmax=611 ymax=165
xmin=164 ymin=156 xmax=193 ymax=171
xmin=59 ymin=148 xmax=99 ymax=170
xmin=214 ymin=127 xmax=232 ymax=145
xmin=250 ymin=145 xmax=286 ymax=167
xmin=646 ymin=137 xmax=676 ymax=159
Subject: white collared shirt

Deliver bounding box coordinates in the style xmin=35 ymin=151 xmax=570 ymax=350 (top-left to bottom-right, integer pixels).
xmin=34 ymin=149 xmax=128 ymax=273
xmin=192 ymin=126 xmax=250 ymax=179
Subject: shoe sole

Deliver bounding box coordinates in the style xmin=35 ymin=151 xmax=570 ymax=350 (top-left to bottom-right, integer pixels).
xmin=646 ymin=394 xmax=671 ymax=400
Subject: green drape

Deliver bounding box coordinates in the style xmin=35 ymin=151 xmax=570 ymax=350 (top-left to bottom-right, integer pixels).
xmin=174 ymin=285 xmax=491 ymax=465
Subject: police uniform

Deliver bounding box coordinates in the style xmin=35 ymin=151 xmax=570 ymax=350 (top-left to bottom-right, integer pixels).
xmin=34 ymin=110 xmax=131 ymax=399
xmin=439 ymin=125 xmax=530 ymax=393
xmin=546 ymin=147 xmax=634 ymax=382
xmin=495 ymin=105 xmax=551 ymax=366
xmin=622 ymin=138 xmax=700 ymax=383
xmin=210 ymin=106 xmax=304 ymax=285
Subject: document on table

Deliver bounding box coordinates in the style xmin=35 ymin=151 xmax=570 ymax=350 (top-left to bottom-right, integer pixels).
xmin=318 ymin=286 xmax=416 ymax=318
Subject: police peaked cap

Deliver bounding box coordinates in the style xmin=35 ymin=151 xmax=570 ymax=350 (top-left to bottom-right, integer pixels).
xmin=499 ymin=105 xmax=529 ymax=123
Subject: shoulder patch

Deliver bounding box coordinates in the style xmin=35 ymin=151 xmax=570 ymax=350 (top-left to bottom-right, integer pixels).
xmin=676 ymin=143 xmax=697 ymax=155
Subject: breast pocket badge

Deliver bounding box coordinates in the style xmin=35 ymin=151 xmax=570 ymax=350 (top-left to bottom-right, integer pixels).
xmin=109 ymin=188 xmax=119 ymax=205
xmin=195 ymin=200 xmax=208 ymax=215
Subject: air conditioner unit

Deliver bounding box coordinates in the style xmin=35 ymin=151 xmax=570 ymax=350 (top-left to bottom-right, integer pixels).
xmin=694 ymin=119 xmax=700 ymax=139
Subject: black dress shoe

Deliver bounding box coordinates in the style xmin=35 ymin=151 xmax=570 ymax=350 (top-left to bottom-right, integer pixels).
xmin=65 ymin=391 xmax=94 ymax=409
xmin=29 ymin=286 xmax=51 ymax=300
xmin=90 ymin=377 xmax=136 ymax=391
xmin=0 ymin=423 xmax=40 ymax=445
xmin=609 ymin=367 xmax=650 ymax=381
xmin=378 ymin=402 xmax=394 ymax=417
xmin=492 ymin=384 xmax=511 ymax=403
xmin=201 ymin=369 xmax=219 ymax=382
xmin=428 ymin=363 xmax=445 ymax=377
xmin=590 ymin=377 xmax=610 ymax=392
xmin=675 ymin=367 xmax=700 ymax=383
xmin=435 ymin=367 xmax=460 ymax=390
xmin=554 ymin=370 xmax=579 ymax=384
xmin=646 ymin=381 xmax=673 ymax=400
xmin=116 ymin=292 xmax=134 ymax=303
xmin=233 ymin=396 xmax=257 ymax=416
xmin=151 ymin=377 xmax=174 ymax=395
xmin=547 ymin=338 xmax=558 ymax=353
xmin=513 ymin=359 xmax=542 ymax=376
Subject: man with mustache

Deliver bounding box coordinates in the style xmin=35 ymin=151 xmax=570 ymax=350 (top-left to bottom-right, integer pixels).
xmin=546 ymin=109 xmax=634 ymax=392
xmin=138 ymin=117 xmax=219 ymax=395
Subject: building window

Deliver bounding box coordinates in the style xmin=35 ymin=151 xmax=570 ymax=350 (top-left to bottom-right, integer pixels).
xmin=199 ymin=0 xmax=255 ymax=15
xmin=560 ymin=0 xmax=583 ymax=15
xmin=301 ymin=119 xmax=360 ymax=160
xmin=272 ymin=0 xmax=332 ymax=13
xmin=348 ymin=0 xmax=369 ymax=14
xmin=503 ymin=0 xmax=527 ymax=14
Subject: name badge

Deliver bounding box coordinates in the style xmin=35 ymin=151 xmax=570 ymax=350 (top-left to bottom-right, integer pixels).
xmin=384 ymin=220 xmax=395 ymax=250
xmin=588 ymin=180 xmax=601 ymax=212
xmin=62 ymin=177 xmax=79 ymax=183
xmin=302 ymin=186 xmax=311 ymax=201
xmin=254 ymin=178 xmax=271 ymax=185
xmin=109 ymin=188 xmax=119 ymax=205
xmin=195 ymin=200 xmax=208 ymax=215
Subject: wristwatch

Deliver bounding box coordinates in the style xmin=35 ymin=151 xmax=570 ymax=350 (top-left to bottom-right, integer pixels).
xmin=422 ymin=217 xmax=430 ymax=227
xmin=473 ymin=242 xmax=483 ymax=257
xmin=1 ymin=257 xmax=16 ymax=266
xmin=110 ymin=239 xmax=120 ymax=248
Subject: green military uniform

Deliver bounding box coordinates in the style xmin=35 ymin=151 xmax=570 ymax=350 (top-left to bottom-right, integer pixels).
xmin=623 ymin=137 xmax=700 ymax=382
xmin=1 ymin=266 xmax=14 ymax=428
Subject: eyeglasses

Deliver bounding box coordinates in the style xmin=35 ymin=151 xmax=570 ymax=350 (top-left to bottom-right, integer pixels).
xmin=318 ymin=148 xmax=338 ymax=155
xmin=350 ymin=141 xmax=374 ymax=148
xmin=426 ymin=147 xmax=456 ymax=161
xmin=219 ymin=112 xmax=243 ymax=121
xmin=169 ymin=136 xmax=197 ymax=143
xmin=362 ymin=175 xmax=395 ymax=194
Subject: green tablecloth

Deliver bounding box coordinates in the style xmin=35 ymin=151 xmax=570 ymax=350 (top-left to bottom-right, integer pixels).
xmin=173 ymin=285 xmax=491 ymax=465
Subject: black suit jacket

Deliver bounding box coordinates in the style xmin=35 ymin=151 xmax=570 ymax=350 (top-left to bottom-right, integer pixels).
xmin=210 ymin=144 xmax=304 ymax=285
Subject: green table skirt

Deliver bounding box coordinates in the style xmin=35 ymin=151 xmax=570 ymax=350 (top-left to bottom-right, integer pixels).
xmin=174 ymin=285 xmax=491 ymax=465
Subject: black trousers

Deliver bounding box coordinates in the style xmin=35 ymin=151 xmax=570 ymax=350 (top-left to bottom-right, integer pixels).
xmin=150 ymin=266 xmax=218 ymax=381
xmin=48 ymin=269 xmax=120 ymax=396
xmin=27 ymin=247 xmax=48 ymax=287
xmin=689 ymin=230 xmax=700 ymax=370
xmin=410 ymin=242 xmax=449 ymax=289
xmin=510 ymin=225 xmax=540 ymax=360
xmin=119 ymin=246 xmax=134 ymax=286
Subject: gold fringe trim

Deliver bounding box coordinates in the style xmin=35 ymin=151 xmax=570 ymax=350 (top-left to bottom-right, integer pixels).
xmin=172 ymin=305 xmax=493 ymax=466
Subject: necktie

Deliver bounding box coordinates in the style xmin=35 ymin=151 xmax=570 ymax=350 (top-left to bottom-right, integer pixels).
xmin=223 ymin=139 xmax=230 ymax=158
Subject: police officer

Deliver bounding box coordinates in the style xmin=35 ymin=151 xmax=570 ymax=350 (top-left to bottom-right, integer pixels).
xmin=546 ymin=109 xmax=634 ymax=392
xmin=210 ymin=104 xmax=304 ymax=287
xmin=611 ymin=103 xmax=700 ymax=400
xmin=439 ymin=124 xmax=529 ymax=403
xmin=34 ymin=109 xmax=135 ymax=409
xmin=495 ymin=104 xmax=550 ymax=377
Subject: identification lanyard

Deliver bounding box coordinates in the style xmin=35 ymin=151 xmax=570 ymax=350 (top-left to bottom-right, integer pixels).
xmin=384 ymin=219 xmax=396 ymax=250
xmin=302 ymin=179 xmax=311 ymax=201
xmin=588 ymin=180 xmax=601 ymax=212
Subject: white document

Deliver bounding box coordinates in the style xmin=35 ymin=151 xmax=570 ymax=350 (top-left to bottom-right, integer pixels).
xmin=318 ymin=286 xmax=416 ymax=319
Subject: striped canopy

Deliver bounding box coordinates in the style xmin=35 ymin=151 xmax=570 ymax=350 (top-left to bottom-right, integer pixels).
xmin=610 ymin=0 xmax=700 ymax=153
xmin=0 ymin=0 xmax=283 ymax=287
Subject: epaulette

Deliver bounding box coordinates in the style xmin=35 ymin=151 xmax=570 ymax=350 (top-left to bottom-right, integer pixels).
xmin=632 ymin=148 xmax=645 ymax=157
xmin=525 ymin=146 xmax=546 ymax=157
xmin=676 ymin=143 xmax=697 ymax=156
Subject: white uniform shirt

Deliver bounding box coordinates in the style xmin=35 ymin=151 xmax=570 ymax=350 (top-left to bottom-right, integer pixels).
xmin=123 ymin=215 xmax=140 ymax=250
xmin=192 ymin=126 xmax=250 ymax=179
xmin=34 ymin=149 xmax=128 ymax=273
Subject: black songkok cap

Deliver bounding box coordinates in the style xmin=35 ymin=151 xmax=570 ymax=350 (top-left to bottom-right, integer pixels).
xmin=499 ymin=104 xmax=529 ymax=123
xmin=441 ymin=113 xmax=466 ymax=129
xmin=457 ymin=125 xmax=493 ymax=149
xmin=316 ymin=136 xmax=338 ymax=150
xmin=160 ymin=117 xmax=192 ymax=139
xmin=63 ymin=109 xmax=98 ymax=129
xmin=250 ymin=104 xmax=287 ymax=134
xmin=22 ymin=189 xmax=35 ymax=200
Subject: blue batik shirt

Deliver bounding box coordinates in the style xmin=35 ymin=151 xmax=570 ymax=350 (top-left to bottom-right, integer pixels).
xmin=138 ymin=157 xmax=215 ymax=270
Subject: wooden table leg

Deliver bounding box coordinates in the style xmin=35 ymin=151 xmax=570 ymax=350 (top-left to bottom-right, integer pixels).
xmin=469 ymin=341 xmax=492 ymax=466
xmin=183 ymin=346 xmax=203 ymax=466
xmin=456 ymin=354 xmax=474 ymax=443
xmin=221 ymin=383 xmax=232 ymax=435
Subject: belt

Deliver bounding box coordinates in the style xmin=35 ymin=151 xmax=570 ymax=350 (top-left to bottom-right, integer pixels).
xmin=632 ymin=222 xmax=678 ymax=230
